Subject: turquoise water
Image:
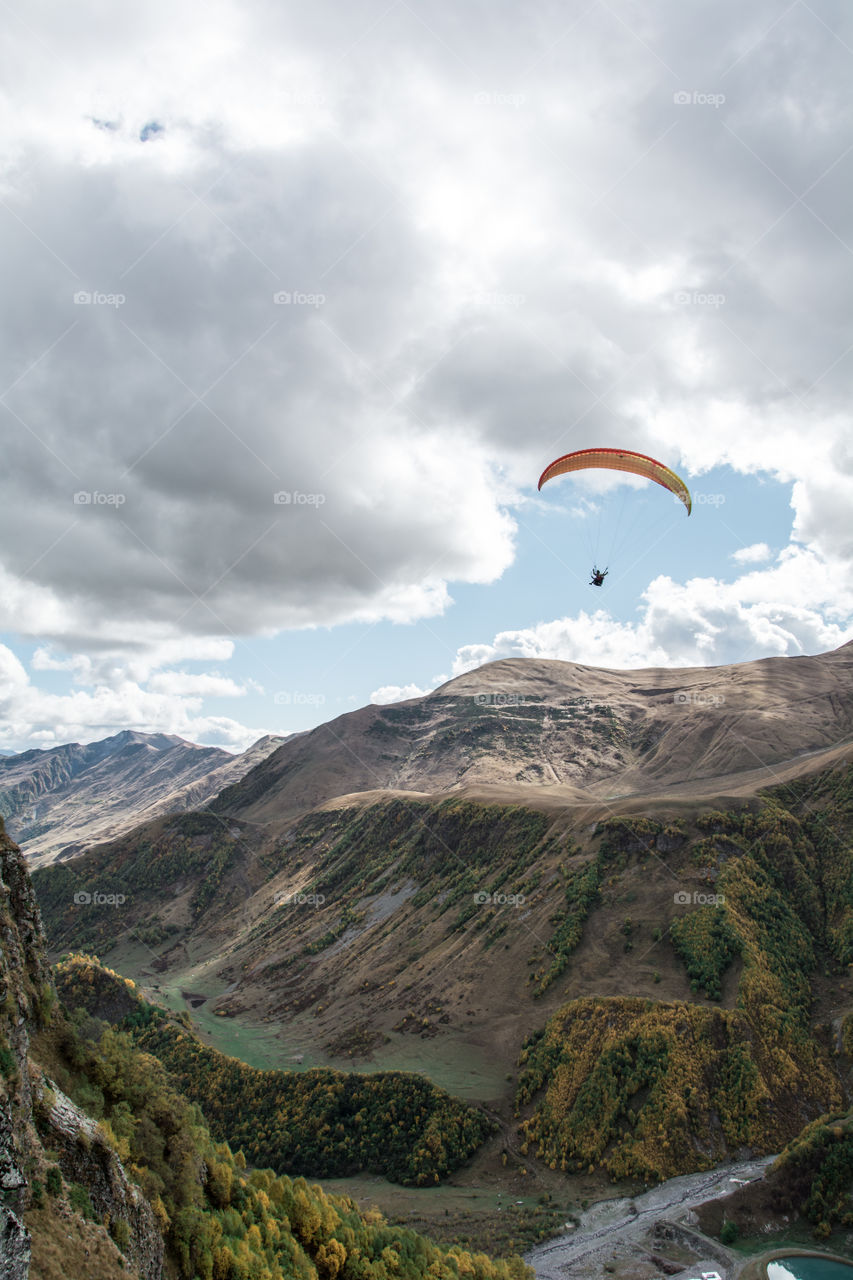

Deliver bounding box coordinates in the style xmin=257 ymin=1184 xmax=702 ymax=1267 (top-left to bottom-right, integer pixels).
xmin=767 ymin=1257 xmax=853 ymax=1280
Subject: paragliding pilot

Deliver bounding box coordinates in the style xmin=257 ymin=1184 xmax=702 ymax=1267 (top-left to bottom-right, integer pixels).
xmin=590 ymin=566 xmax=608 ymax=587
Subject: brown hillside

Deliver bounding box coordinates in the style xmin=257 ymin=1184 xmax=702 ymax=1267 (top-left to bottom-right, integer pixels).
xmin=212 ymin=643 xmax=853 ymax=836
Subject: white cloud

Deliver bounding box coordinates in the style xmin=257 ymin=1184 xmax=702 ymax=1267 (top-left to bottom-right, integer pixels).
xmin=792 ymin=470 xmax=853 ymax=561
xmin=0 ymin=645 xmax=29 ymax=692
xmin=731 ymin=543 xmax=772 ymax=564
xmin=452 ymin=614 xmax=671 ymax=675
xmin=370 ymin=682 xmax=435 ymax=704
xmin=452 ymin=548 xmax=853 ymax=674
xmin=0 ymin=0 xmax=851 ymax=655
xmin=31 ymin=637 xmax=237 ymax=685
xmin=0 ymin=0 xmax=851 ymax=766
xmin=0 ymin=643 xmax=264 ymax=752
xmin=147 ymin=671 xmax=247 ymax=697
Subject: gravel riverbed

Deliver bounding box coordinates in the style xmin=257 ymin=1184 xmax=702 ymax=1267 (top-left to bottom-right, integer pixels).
xmin=525 ymin=1156 xmax=777 ymax=1280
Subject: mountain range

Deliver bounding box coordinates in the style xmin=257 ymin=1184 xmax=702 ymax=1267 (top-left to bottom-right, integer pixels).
xmin=21 ymin=642 xmax=853 ymax=1269
xmin=0 ymin=729 xmax=285 ymax=865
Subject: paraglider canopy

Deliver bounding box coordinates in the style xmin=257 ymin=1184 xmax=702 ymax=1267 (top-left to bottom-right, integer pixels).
xmin=538 ymin=447 xmax=692 ymax=515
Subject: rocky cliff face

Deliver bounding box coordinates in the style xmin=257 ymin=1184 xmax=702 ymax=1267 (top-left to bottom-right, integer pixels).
xmin=31 ymin=1078 xmax=163 ymax=1280
xmin=0 ymin=817 xmax=163 ymax=1279
xmin=1 ymin=816 xmax=50 ymax=1279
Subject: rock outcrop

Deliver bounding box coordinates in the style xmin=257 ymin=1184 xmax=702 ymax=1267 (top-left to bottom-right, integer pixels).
xmin=0 ymin=817 xmax=163 ymax=1278
xmin=0 ymin=815 xmax=50 ymax=1279
xmin=33 ymin=1077 xmax=163 ymax=1280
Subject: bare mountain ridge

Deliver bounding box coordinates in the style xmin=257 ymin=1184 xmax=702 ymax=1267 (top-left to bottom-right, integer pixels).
xmin=0 ymin=729 xmax=285 ymax=865
xmin=213 ymin=641 xmax=853 ymax=830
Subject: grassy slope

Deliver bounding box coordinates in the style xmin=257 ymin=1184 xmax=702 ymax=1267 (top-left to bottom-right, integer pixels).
xmin=32 ymin=764 xmax=853 ymax=1215
xmin=516 ymin=770 xmax=853 ymax=1185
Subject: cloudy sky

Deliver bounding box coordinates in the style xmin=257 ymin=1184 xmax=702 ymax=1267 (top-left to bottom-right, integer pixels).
xmin=1 ymin=0 xmax=852 ymax=752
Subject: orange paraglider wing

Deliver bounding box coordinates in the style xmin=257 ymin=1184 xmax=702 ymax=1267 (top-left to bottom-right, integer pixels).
xmin=537 ymin=447 xmax=691 ymax=514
